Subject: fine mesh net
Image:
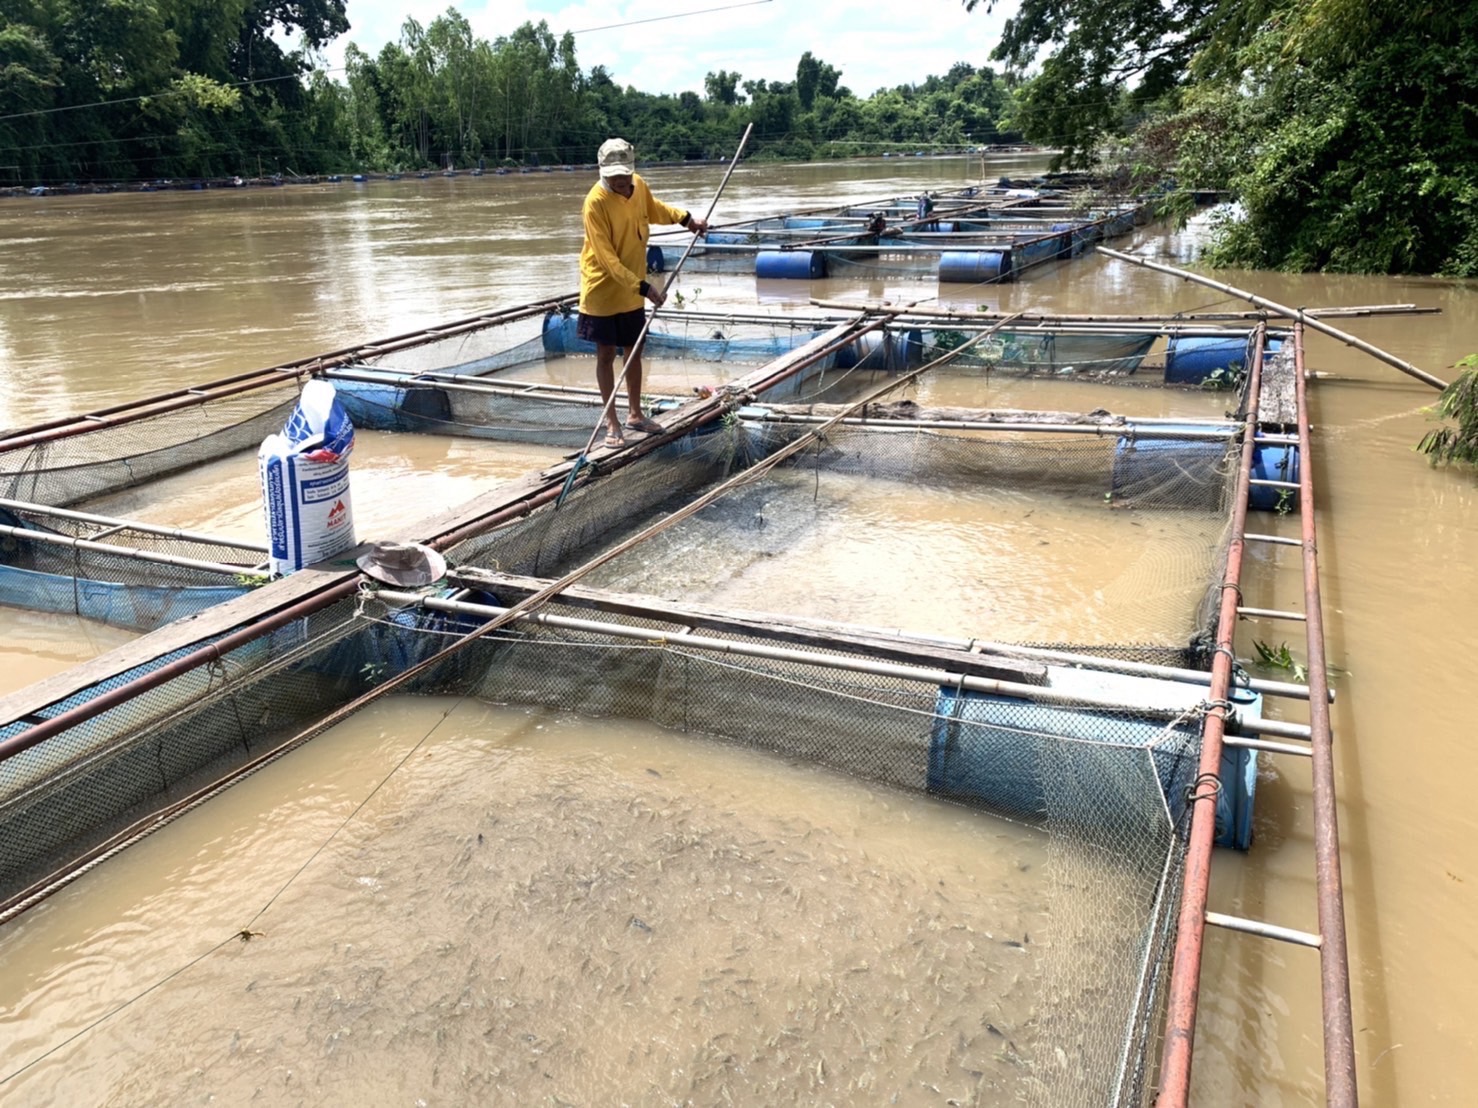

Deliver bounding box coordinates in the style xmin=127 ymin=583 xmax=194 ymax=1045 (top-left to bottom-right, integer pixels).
xmin=0 ymin=384 xmax=300 ymax=508
xmin=0 ymin=505 xmax=263 ymax=631
xmin=0 ymin=580 xmax=1206 ymax=1105
xmin=447 ymin=420 xmax=1236 ymax=652
xmin=911 ymin=330 xmax=1160 ymax=377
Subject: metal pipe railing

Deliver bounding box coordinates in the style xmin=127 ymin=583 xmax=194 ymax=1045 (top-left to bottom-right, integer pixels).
xmin=1294 ymin=322 xmax=1358 ymax=1105
xmin=1155 ymin=324 xmax=1266 ymax=1106
xmin=0 ymin=296 xmax=576 ymax=452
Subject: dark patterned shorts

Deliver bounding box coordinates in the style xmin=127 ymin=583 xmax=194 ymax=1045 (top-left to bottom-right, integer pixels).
xmin=577 ymin=308 xmax=647 ymax=349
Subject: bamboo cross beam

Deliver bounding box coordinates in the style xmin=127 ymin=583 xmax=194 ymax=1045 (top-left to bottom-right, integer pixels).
xmin=1097 ymin=246 xmax=1448 ymax=390
xmin=810 ymin=298 xmax=1438 ymax=324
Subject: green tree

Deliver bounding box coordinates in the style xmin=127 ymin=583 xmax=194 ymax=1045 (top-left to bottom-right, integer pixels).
xmin=703 ymin=69 xmax=741 ymax=106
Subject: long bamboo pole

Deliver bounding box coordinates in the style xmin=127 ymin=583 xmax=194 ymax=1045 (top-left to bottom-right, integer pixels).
xmin=807 ymin=299 xmax=1437 ymax=323
xmin=0 ymin=497 xmax=268 ymax=551
xmin=0 ymin=524 xmax=257 ymax=576
xmin=369 ymin=590 xmax=1234 ymax=718
xmin=1097 ymin=246 xmax=1447 ymax=390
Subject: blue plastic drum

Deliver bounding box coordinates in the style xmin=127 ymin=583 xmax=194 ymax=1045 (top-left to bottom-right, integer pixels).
xmin=1165 ymin=334 xmax=1254 ymax=385
xmin=938 ymin=250 xmax=1011 ymax=283
xmin=1249 ymin=445 xmax=1301 ymax=511
xmin=755 ymin=250 xmax=827 ymax=279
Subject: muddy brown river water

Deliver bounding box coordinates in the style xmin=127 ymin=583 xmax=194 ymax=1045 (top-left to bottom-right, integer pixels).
xmin=1 ymin=156 xmax=1475 ymax=1105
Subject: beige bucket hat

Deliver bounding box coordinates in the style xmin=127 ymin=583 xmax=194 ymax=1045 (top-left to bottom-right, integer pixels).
xmin=356 ymin=541 xmax=448 ymax=587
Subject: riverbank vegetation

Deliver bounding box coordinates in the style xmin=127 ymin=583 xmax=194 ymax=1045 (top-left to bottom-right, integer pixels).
xmin=0 ymin=2 xmax=1019 ymax=185
xmin=6 ymin=0 xmax=1472 ymax=277
xmin=979 ymin=0 xmax=1478 ymax=275
xmin=1417 ymin=358 xmax=1478 ymax=466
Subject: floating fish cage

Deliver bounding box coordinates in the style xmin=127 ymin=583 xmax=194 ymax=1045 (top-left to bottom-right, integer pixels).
xmin=654 ymin=199 xmax=1150 ymax=282
xmin=0 ymin=303 xmax=1282 ymax=650
xmin=0 ymin=354 xmax=1286 ymax=1103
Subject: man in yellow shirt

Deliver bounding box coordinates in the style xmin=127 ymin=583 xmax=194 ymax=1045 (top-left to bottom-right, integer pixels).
xmin=578 ymin=137 xmax=708 ymax=447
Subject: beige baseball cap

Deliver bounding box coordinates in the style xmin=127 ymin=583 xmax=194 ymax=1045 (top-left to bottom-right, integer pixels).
xmin=597 ymin=137 xmax=636 ymax=177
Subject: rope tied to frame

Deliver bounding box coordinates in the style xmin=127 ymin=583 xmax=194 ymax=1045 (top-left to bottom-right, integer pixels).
xmin=1185 ymin=772 xmax=1222 ymax=807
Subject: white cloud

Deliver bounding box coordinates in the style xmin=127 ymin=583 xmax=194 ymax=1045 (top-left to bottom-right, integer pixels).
xmin=323 ymin=0 xmax=1016 ymax=98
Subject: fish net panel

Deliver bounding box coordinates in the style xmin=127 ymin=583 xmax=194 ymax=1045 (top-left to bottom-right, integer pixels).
xmin=443 ymin=426 xmax=745 ymax=578
xmin=0 ymin=593 xmax=473 ymax=913
xmin=0 ymin=384 xmax=300 ymax=507
xmin=357 ymin=312 xmax=551 ymax=376
xmin=393 ymin=597 xmax=1205 ymax=1107
xmin=455 ymin=420 xmax=1236 ymax=653
xmin=915 ymin=330 xmax=1161 ymax=377
xmin=0 ymin=510 xmax=265 ymax=631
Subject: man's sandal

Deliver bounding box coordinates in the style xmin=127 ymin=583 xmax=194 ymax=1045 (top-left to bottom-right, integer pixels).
xmin=624 ymin=415 xmax=665 ymax=435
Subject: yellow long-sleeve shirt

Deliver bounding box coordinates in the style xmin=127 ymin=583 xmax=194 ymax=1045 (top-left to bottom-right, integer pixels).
xmin=578 ymin=175 xmax=687 ymax=317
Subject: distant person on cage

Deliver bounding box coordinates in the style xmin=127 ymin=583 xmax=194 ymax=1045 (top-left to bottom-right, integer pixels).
xmin=916 ymin=190 xmax=937 ymax=230
xmin=578 ymin=137 xmax=709 ymax=448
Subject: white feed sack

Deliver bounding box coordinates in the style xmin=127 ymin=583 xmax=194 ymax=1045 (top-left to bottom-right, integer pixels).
xmin=259 ymin=379 xmax=357 ymax=576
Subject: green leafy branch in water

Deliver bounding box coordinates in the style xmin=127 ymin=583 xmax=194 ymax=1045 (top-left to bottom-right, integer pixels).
xmin=1200 ymin=361 xmax=1243 ymax=392
xmin=233 ymin=572 xmax=271 ymax=587
xmin=1250 ymin=639 xmax=1308 ymax=684
xmin=669 ymin=286 xmax=702 ymax=310
xmin=1245 ymin=639 xmax=1351 ymax=684
xmin=1417 ymin=355 xmax=1478 ymax=464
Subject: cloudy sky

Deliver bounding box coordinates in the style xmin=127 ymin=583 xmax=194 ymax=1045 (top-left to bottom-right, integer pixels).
xmin=316 ymin=0 xmax=1018 ymax=98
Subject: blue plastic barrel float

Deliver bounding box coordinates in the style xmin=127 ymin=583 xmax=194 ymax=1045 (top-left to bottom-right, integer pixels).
xmin=927 ymin=681 xmax=1261 ymax=849
xmin=755 ymin=250 xmax=827 ymax=279
xmin=541 ymin=310 xmax=595 ymax=355
xmin=1164 ymin=333 xmax=1254 ymax=386
xmin=833 ymin=328 xmax=926 ymax=371
xmin=645 ymin=244 xmax=665 ymax=274
xmin=937 ymin=250 xmax=1012 ymax=283
xmin=1051 ymin=222 xmax=1085 ymax=257
xmin=1249 ymin=444 xmax=1301 ymax=511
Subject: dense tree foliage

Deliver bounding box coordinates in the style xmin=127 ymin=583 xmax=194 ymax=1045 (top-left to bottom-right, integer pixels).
xmin=334 ymin=13 xmax=1018 ymax=170
xmin=0 ymin=0 xmax=349 ymax=180
xmin=0 ymin=2 xmax=1019 ymax=184
xmin=971 ymin=0 xmax=1478 ymax=274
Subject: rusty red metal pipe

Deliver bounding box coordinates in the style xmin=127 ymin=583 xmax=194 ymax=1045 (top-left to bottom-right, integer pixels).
xmin=1155 ymin=325 xmax=1266 ymax=1106
xmin=1294 ymin=323 xmax=1358 ymax=1105
xmin=0 ymin=577 xmax=364 ymax=765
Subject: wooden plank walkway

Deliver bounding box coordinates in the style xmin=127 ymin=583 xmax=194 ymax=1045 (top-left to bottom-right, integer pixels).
xmin=1258 ymin=343 xmax=1299 ymax=426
